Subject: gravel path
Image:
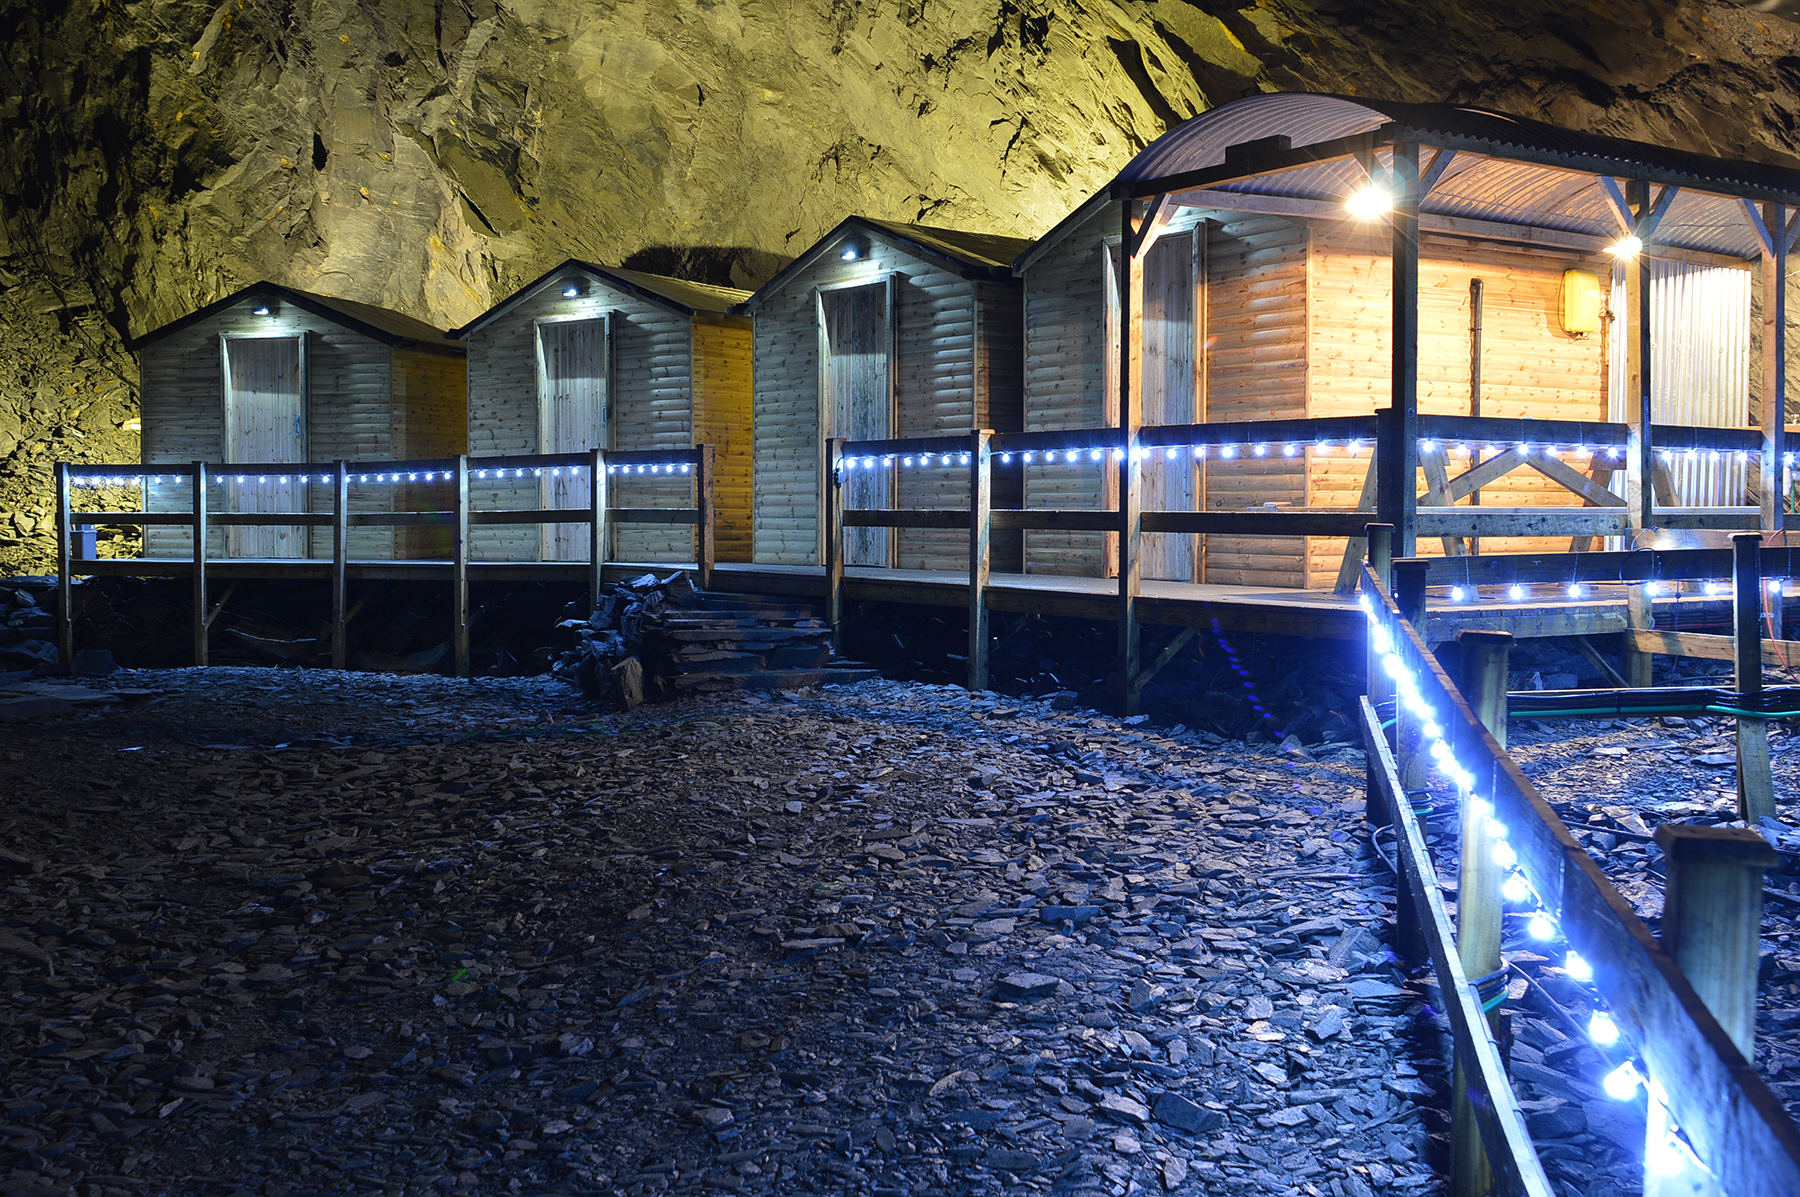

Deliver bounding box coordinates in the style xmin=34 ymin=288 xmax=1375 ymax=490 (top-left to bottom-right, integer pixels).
xmin=0 ymin=669 xmax=1451 ymax=1197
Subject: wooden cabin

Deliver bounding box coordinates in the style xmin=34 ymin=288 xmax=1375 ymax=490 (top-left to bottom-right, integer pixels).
xmin=129 ymin=282 xmax=466 ymax=560
xmin=452 ymin=261 xmax=752 ymax=564
xmin=743 ymin=217 xmax=1031 ymax=569
xmin=1016 ymin=93 xmax=1771 ymax=587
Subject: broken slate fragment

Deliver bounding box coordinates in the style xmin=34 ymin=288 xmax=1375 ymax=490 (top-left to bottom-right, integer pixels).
xmin=1097 ymin=1093 xmax=1152 ymax=1126
xmin=1152 ymin=1091 xmax=1218 ymax=1133
xmin=1037 ymin=904 xmax=1103 ymax=924
xmin=996 ymin=972 xmax=1060 ymax=1000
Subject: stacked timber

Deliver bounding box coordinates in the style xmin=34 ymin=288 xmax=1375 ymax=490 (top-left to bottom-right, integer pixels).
xmin=551 ymin=573 xmax=876 ymax=707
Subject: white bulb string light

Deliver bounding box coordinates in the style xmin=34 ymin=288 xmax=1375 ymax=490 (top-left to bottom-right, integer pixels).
xmin=1360 ymin=585 xmax=1705 ymax=1176
xmin=70 ymin=460 xmax=705 ymax=490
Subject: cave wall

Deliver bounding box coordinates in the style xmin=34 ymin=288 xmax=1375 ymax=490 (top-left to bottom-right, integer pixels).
xmin=2 ymin=0 xmax=1799 ymax=572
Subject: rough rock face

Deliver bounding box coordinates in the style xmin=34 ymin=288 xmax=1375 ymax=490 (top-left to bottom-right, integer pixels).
xmin=1 ymin=0 xmax=1798 ymax=571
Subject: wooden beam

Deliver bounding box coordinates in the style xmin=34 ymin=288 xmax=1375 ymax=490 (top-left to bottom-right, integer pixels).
xmin=332 ymin=459 xmax=348 ymax=670
xmin=823 ymin=437 xmax=845 ymax=653
xmin=1118 ymin=200 xmax=1144 ymax=716
xmin=453 ymin=454 xmax=470 ymax=679
xmin=1626 ymin=181 xmax=1655 ymax=532
xmin=1734 ymin=533 xmax=1776 ymax=823
xmin=1420 ymin=444 xmax=1464 ymax=556
xmin=1131 ymin=626 xmax=1197 ymax=697
xmin=1335 ymin=455 xmax=1381 ymax=594
xmin=1573 ymin=636 xmax=1628 ymax=689
xmin=55 ymin=462 xmax=72 ymax=665
xmin=1764 ymin=202 xmax=1787 ymax=534
xmin=968 ymin=430 xmax=993 ymax=692
xmin=1416 ymin=507 xmax=1629 ymax=538
xmin=1523 ymin=451 xmax=1628 ymax=507
xmin=1570 ymin=460 xmax=1618 ymax=552
xmin=695 ymin=443 xmax=715 ymax=591
xmin=590 ymin=448 xmax=607 ymax=610
xmin=1438 ymin=446 xmax=1529 ymax=502
xmin=192 ymin=460 xmax=208 ymax=668
xmin=1388 ymin=143 xmax=1422 ymax=558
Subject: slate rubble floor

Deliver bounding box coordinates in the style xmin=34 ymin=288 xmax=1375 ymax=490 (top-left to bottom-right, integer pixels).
xmin=0 ymin=668 xmax=1453 ymax=1197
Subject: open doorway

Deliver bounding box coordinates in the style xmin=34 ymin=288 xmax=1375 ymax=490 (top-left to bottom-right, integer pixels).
xmin=221 ymin=335 xmax=306 ymax=558
xmin=821 ymin=282 xmax=894 ymax=567
xmin=537 ymin=316 xmax=609 ymax=561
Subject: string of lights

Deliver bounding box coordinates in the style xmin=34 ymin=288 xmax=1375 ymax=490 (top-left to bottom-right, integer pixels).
xmin=68 ymin=462 xmax=694 ymax=487
xmin=829 ymin=439 xmax=1784 ymax=469
xmin=1361 ymin=586 xmax=1708 ymax=1181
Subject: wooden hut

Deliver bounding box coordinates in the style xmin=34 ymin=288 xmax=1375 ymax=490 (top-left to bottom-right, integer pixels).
xmin=1015 ymin=93 xmax=1772 ymax=587
xmin=129 ymin=282 xmax=466 ymax=560
xmin=451 ymin=261 xmax=752 ymax=564
xmin=743 ymin=217 xmax=1031 ymax=569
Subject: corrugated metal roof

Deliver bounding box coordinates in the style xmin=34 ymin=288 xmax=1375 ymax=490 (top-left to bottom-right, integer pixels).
xmin=1106 ymin=92 xmax=1800 ymax=258
xmin=127 ymin=282 xmax=462 ymax=353
xmin=449 ymin=260 xmax=751 ymax=338
xmin=857 ymin=219 xmax=1036 ymax=270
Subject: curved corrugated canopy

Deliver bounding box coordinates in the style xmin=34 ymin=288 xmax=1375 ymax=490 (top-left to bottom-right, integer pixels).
xmin=1109 ymin=93 xmax=1800 ymax=259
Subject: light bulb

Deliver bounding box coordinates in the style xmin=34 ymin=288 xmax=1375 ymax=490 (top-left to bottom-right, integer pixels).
xmin=1646 ymin=1130 xmax=1687 ymax=1178
xmin=1221 ymin=445 xmax=1237 ymax=459
xmin=1603 ymin=1061 xmax=1642 ymax=1100
xmin=1565 ymin=952 xmax=1592 ymax=982
xmin=1346 ymin=182 xmax=1393 ymax=219
xmin=1527 ymin=913 xmax=1556 ymax=940
xmin=1610 ymin=234 xmax=1643 ymax=258
xmin=1493 ymin=841 xmax=1517 ymax=868
xmin=1485 ymin=818 xmax=1507 ymax=840
xmin=1450 ymin=586 xmax=1465 ymax=603
xmin=1502 ymin=874 xmax=1530 ymax=903
xmin=1567 ymin=584 xmax=1584 ymax=598
xmin=1508 ymin=584 xmax=1524 ymax=601
xmin=1589 ymin=1011 xmax=1620 ymax=1046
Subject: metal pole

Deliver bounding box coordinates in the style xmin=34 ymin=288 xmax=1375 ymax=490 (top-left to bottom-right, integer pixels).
xmin=1646 ymin=825 xmax=1779 ymax=1197
xmin=968 ymin=429 xmax=993 ymax=692
xmin=332 ymin=459 xmax=348 ymax=670
xmin=1453 ymin=629 xmax=1512 ymax=1197
xmin=192 ymin=460 xmax=208 ymax=668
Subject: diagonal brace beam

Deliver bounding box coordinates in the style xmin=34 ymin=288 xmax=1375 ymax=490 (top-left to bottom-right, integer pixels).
xmin=1525 ymin=452 xmax=1628 ymax=507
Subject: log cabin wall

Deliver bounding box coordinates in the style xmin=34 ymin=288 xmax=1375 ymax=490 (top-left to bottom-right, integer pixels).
xmin=749 ymin=225 xmax=1025 ymax=568
xmin=464 ymin=270 xmax=695 ymax=563
xmin=1201 ymin=213 xmax=1311 ymax=587
xmin=1303 ymin=226 xmax=1613 ymax=586
xmin=690 ymin=314 xmax=756 ymax=563
xmin=140 ymin=298 xmax=402 ymax=561
xmin=391 ymin=346 xmax=469 ymax=559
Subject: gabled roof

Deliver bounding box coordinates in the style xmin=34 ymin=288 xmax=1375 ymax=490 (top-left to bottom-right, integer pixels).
xmin=739 ymin=217 xmax=1032 ymax=311
xmin=1016 ymin=91 xmax=1800 ymax=271
xmin=126 ymin=282 xmax=462 ymax=354
xmin=448 ymin=260 xmax=751 ymax=338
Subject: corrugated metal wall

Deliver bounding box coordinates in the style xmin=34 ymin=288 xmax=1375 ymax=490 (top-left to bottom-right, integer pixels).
xmin=1610 ymin=259 xmax=1752 ymax=507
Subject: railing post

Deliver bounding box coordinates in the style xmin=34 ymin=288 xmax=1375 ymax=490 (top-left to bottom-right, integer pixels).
xmin=589 ymin=448 xmax=607 ymax=611
xmin=192 ymin=460 xmax=208 ymax=667
xmin=453 ymin=454 xmax=470 ymax=678
xmin=1391 ymin=556 xmax=1432 ymax=966
xmin=1646 ymin=824 xmax=1779 ymax=1197
xmin=1118 ymin=200 xmax=1144 ymax=717
xmin=1453 ymin=629 xmax=1512 ymax=1197
xmin=968 ymin=429 xmax=993 ymax=692
xmin=1761 ymin=201 xmax=1787 ymax=535
xmin=56 ymin=463 xmax=73 ymax=665
xmin=823 ymin=437 xmax=845 ymax=652
xmin=696 ymin=443 xmax=716 ymax=592
xmin=1624 ymin=180 xmax=1654 ymax=535
xmin=332 ymin=460 xmax=348 ymax=670
xmin=1362 ymin=522 xmax=1396 ymax=719
xmin=1625 ymin=582 xmax=1655 ymax=688
xmin=1733 ymin=532 xmax=1775 ymax=822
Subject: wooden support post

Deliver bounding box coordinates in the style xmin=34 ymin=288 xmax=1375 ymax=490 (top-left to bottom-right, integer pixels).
xmin=823 ymin=437 xmax=845 ymax=653
xmin=968 ymin=429 xmax=993 ymax=692
xmin=1334 ymin=456 xmax=1381 ymax=594
xmin=695 ymin=444 xmax=715 ymax=592
xmin=589 ymin=448 xmax=607 ymax=611
xmin=1118 ymin=200 xmax=1145 ymax=716
xmin=1646 ymin=824 xmax=1779 ymax=1197
xmin=1394 ymin=557 xmax=1429 ymax=632
xmin=192 ymin=460 xmax=208 ymax=668
xmin=1453 ymin=630 xmax=1512 ymax=1197
xmin=1764 ymin=202 xmax=1788 ymax=535
xmin=1363 ymin=522 xmax=1396 ymax=716
xmin=1390 ymin=143 xmax=1422 ymax=559
xmin=332 ymin=459 xmax=348 ymax=671
xmin=1733 ymin=532 xmax=1776 ymax=823
xmin=1625 ymin=181 xmax=1655 ymax=533
xmin=453 ymin=454 xmax=470 ymax=679
xmin=1392 ymin=555 xmax=1432 ymax=967
xmin=1626 ymin=583 xmax=1655 ymax=688
xmin=55 ymin=463 xmax=73 ymax=664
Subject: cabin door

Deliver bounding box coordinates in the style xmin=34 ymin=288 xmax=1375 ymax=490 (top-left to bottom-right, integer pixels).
xmin=1140 ymin=231 xmax=1200 ymax=581
xmin=821 ymin=282 xmax=894 ymax=567
xmin=221 ymin=335 xmax=306 ymax=559
xmin=537 ymin=316 xmax=609 ymax=561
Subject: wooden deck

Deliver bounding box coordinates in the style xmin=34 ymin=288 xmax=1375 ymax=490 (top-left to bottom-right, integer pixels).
xmin=68 ymin=555 xmax=1745 ymax=645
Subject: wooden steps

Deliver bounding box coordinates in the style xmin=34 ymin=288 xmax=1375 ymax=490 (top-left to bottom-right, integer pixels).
xmin=646 ymin=595 xmax=878 ymax=694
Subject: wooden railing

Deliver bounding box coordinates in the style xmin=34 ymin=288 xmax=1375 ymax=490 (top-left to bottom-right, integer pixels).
xmin=1364 ymin=530 xmax=1800 ymax=1196
xmin=54 ymin=446 xmax=716 ymax=675
xmin=822 ymin=413 xmax=1785 ymax=706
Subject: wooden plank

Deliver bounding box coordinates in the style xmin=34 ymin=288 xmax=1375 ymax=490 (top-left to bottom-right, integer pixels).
xmin=696 ymin=442 xmax=715 ymax=590
xmin=192 ymin=461 xmax=208 ymax=667
xmin=453 ymin=455 xmax=469 ymax=678
xmin=55 ymin=463 xmax=72 ymax=663
xmin=1628 ymin=628 xmax=1800 ymax=668
xmin=969 ymin=430 xmax=992 ymax=690
xmin=1358 ymin=697 xmax=1554 ymax=1197
xmin=1525 ymin=452 xmax=1628 ymax=507
xmin=1764 ymin=202 xmax=1787 ymax=533
xmin=1416 ymin=507 xmax=1629 ymax=537
xmin=332 ymin=460 xmax=348 ymax=669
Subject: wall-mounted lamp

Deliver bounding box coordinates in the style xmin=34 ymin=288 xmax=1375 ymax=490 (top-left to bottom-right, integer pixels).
xmin=840 ymin=242 xmax=861 ymax=262
xmin=1560 ymin=269 xmax=1602 ymax=335
xmin=252 ymin=305 xmax=272 ymax=316
xmin=1608 ymin=234 xmax=1642 ymax=258
xmin=562 ymin=280 xmax=585 ymax=298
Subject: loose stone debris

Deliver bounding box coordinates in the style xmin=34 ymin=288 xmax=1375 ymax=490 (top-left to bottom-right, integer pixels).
xmin=0 ymin=667 xmax=1452 ymax=1196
